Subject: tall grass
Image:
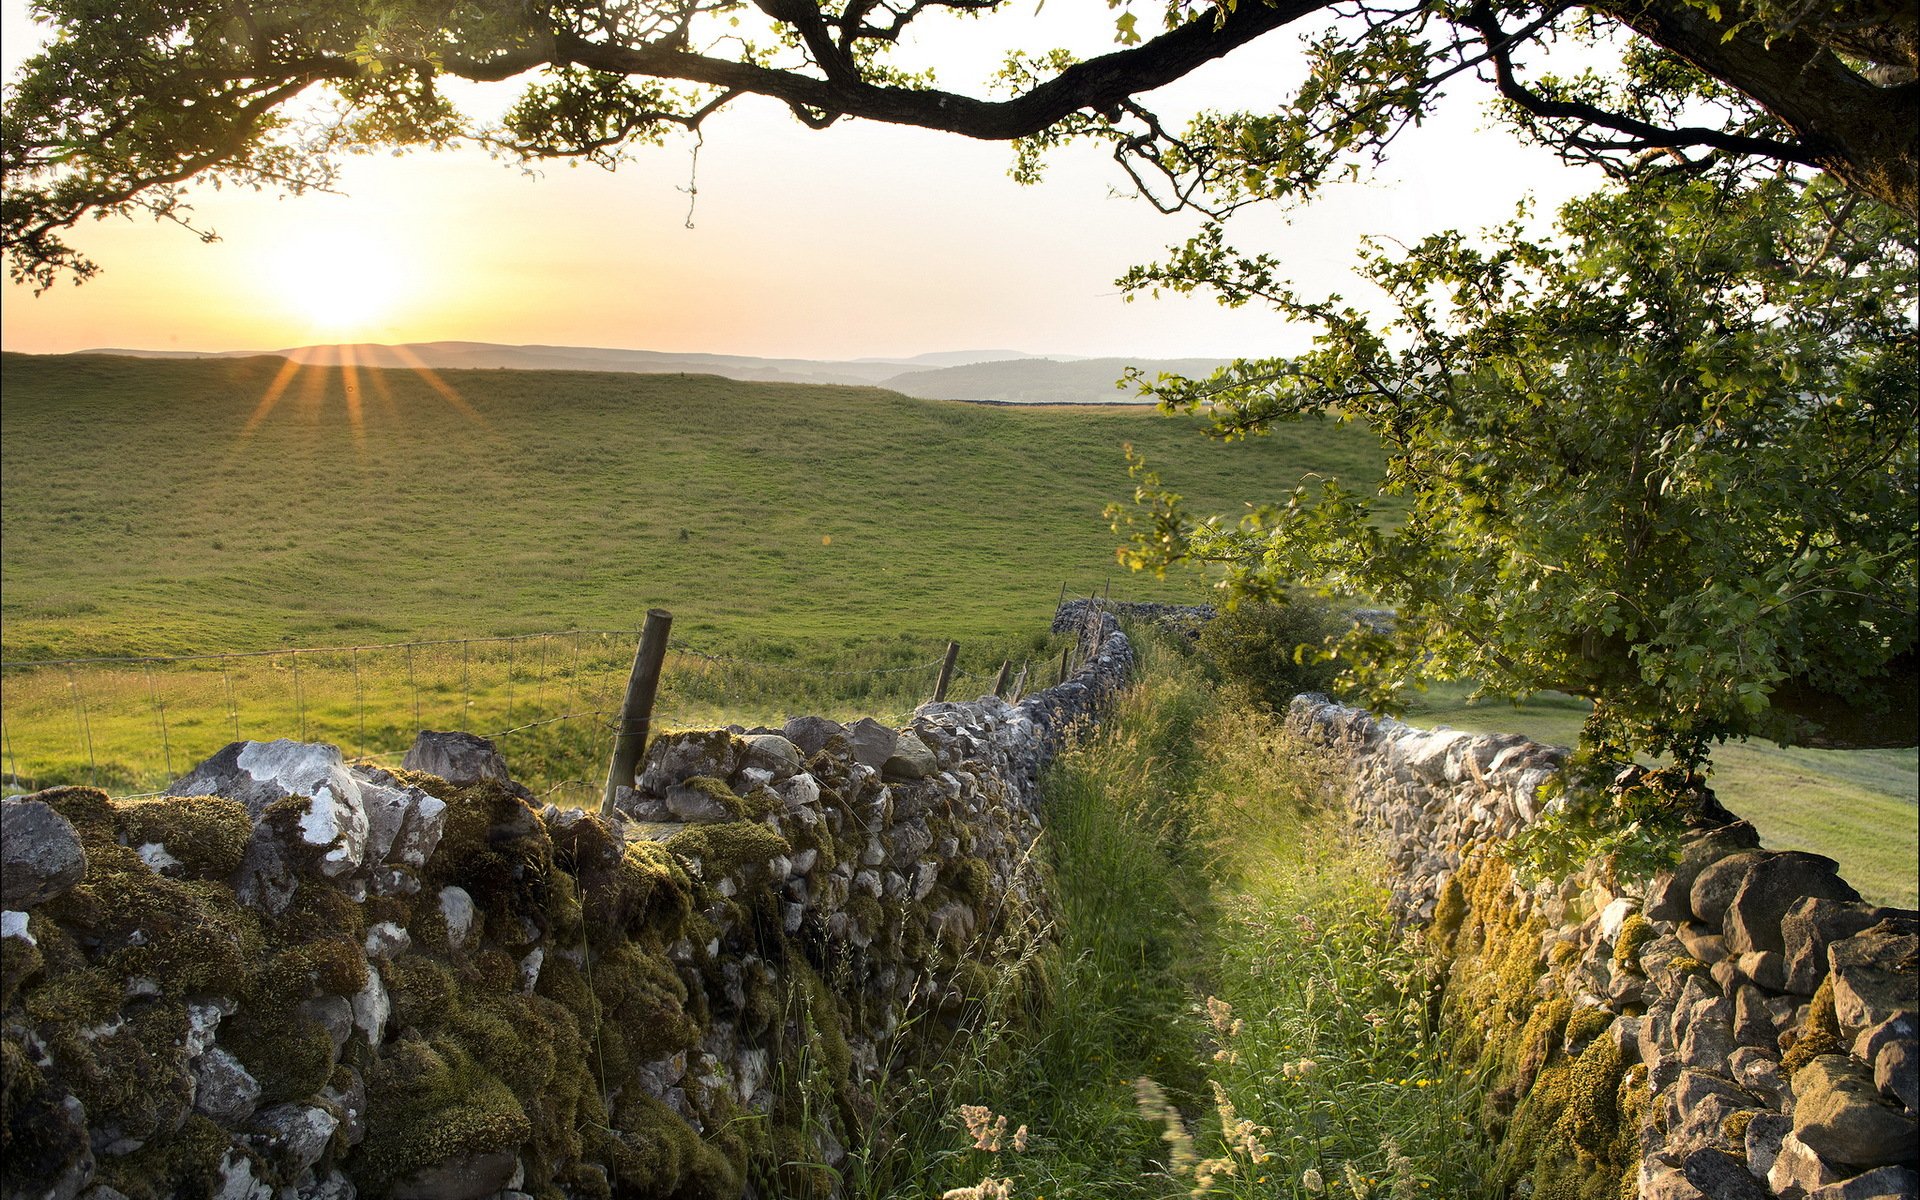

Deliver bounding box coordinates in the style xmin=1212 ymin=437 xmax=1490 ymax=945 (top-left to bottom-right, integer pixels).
xmin=859 ymin=633 xmax=1498 ymax=1198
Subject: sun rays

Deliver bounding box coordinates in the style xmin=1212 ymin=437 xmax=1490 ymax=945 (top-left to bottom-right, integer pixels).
xmin=234 ymin=343 xmax=494 ymax=455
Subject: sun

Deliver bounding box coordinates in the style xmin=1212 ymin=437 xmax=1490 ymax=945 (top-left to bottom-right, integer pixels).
xmin=265 ymin=226 xmax=412 ymax=339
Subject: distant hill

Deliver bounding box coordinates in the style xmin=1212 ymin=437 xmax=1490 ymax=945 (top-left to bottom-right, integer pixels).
xmin=75 ymin=342 xmax=1223 ymax=405
xmin=881 ymin=357 xmax=1227 ymax=406
xmin=78 ymin=341 xmax=1056 ymax=389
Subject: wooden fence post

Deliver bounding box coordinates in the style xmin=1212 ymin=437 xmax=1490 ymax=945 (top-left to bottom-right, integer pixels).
xmin=932 ymin=641 xmax=961 ymax=703
xmin=1010 ymin=662 xmax=1028 ymax=702
xmin=601 ymin=609 xmax=673 ymax=815
xmin=992 ymin=660 xmax=1012 ymax=697
xmin=1058 ymin=645 xmax=1071 ymax=685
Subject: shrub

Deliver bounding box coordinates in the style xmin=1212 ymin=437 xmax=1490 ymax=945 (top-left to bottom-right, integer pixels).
xmin=1194 ymin=597 xmax=1349 ymax=712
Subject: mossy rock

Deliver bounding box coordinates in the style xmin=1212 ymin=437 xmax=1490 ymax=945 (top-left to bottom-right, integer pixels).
xmin=114 ymin=794 xmax=252 ymax=881
xmin=1565 ymin=1005 xmax=1613 ymax=1050
xmin=666 ymin=821 xmax=791 ymax=885
xmin=0 ymin=929 xmax=45 ymax=1011
xmin=1 ymin=1035 xmax=90 ymax=1190
xmin=1782 ymin=975 xmax=1844 ymax=1075
xmin=589 ymin=940 xmax=702 ymax=1063
xmin=92 ymin=1113 xmax=249 ymax=1200
xmin=943 ymin=856 xmax=992 ymax=907
xmin=420 ymin=780 xmax=554 ymax=928
xmin=1612 ymin=914 xmax=1655 ymax=972
xmin=592 ymin=1091 xmax=740 ymax=1200
xmin=384 ymin=955 xmax=458 ymax=1032
xmin=352 ymin=1035 xmax=532 ymax=1197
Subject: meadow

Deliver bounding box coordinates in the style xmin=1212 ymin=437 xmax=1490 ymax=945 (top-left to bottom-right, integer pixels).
xmin=0 ymin=352 xmax=1384 ymax=659
xmin=0 ymin=350 xmax=1377 ymax=796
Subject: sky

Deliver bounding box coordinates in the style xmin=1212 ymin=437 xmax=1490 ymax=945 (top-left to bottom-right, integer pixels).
xmin=0 ymin=1 xmax=1598 ymax=361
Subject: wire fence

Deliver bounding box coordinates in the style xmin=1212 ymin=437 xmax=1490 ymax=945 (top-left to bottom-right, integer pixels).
xmin=0 ymin=626 xmax=1068 ymax=805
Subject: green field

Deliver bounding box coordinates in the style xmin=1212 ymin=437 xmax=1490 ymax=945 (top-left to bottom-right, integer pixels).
xmin=0 ymin=352 xmax=1386 ymax=658
xmin=0 ymin=351 xmax=1378 ymax=794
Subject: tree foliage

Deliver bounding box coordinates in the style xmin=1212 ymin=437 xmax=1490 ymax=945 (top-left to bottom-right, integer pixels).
xmin=2 ymin=0 xmax=1915 ymax=287
xmin=1113 ymin=170 xmax=1917 ymax=766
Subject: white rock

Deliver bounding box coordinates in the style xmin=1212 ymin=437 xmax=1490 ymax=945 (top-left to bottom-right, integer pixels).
xmin=352 ymin=966 xmax=389 ymax=1047
xmin=439 ymin=886 xmax=476 ymax=950
xmin=1 ymin=910 xmax=32 ymax=945
xmin=137 ymin=842 xmax=181 ymax=875
xmin=519 ymin=948 xmax=544 ymax=995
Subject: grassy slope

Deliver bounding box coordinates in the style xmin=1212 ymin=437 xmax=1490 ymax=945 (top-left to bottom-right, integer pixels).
xmin=1404 ymin=684 xmax=1918 ymax=908
xmin=0 ymin=353 xmax=1382 ymax=659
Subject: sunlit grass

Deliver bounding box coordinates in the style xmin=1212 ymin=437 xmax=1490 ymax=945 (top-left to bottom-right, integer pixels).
xmin=860 ymin=634 xmax=1497 ymax=1198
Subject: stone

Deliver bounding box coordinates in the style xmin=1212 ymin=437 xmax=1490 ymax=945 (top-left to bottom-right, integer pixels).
xmin=364 ymin=921 xmax=412 ymax=961
xmin=1691 ymin=850 xmax=1775 ymax=930
xmin=1682 ymin=1148 xmax=1772 ymax=1200
xmin=1668 ymin=1069 xmax=1758 ymax=1155
xmin=1644 ymin=1166 xmax=1710 ymax=1200
xmin=401 ymin=731 xmax=509 ymax=784
xmin=1808 ymin=1167 xmax=1920 ymax=1200
xmin=388 ymin=1150 xmax=519 ymax=1200
xmin=1745 ymin=1112 xmax=1791 ymax=1182
xmin=738 ymin=734 xmax=803 ymax=783
xmin=439 ymin=886 xmax=477 ymax=951
xmin=1 ymin=797 xmax=87 ymax=909
xmin=1792 ymin=1055 xmax=1918 ymax=1169
xmin=170 ymin=738 xmax=360 ymax=819
xmin=1734 ymin=985 xmax=1778 ymax=1049
xmin=352 ymin=966 xmax=389 ymax=1046
xmin=882 ymin=732 xmax=938 ymax=780
xmin=1680 ymin=921 xmax=1732 ymax=964
xmin=1854 ymin=1013 xmax=1917 ymax=1111
xmin=1729 ymin=1046 xmax=1786 ymax=1103
xmin=319 ymin=1065 xmax=367 ymax=1147
xmin=1772 ymin=1131 xmax=1845 ymax=1194
xmin=298 ymin=1169 xmax=357 ymax=1200
xmin=781 ymin=716 xmax=844 ymax=757
xmin=1829 ymin=922 xmax=1920 ymax=1041
xmin=243 ymin=1103 xmax=338 ymax=1177
xmin=1734 ymin=951 xmax=1788 ymax=991
xmin=300 ymin=994 xmax=354 ymax=1055
xmin=662 ymin=782 xmax=733 ymax=823
xmin=1784 ymin=898 xmax=1897 ymax=996
xmin=1724 ymin=852 xmax=1860 ymax=955
xmin=1681 ymin=996 xmax=1738 ymax=1068
xmin=215 ymin=1148 xmax=275 ymax=1200
xmin=637 ymin=732 xmax=741 ymax=794
xmin=1648 ymin=821 xmax=1763 ymax=922
xmin=843 ymin=718 xmax=899 ymax=769
xmin=356 ymin=778 xmax=446 ymax=869
xmin=191 ymin=1047 xmax=262 ymax=1125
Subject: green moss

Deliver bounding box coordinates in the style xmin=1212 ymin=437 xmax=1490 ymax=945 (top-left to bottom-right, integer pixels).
xmin=0 ymin=932 xmax=44 ymax=1011
xmin=92 ymin=1114 xmax=241 ymax=1200
xmin=354 ymin=1035 xmax=532 ymax=1196
xmin=1433 ymin=876 xmax=1469 ymax=954
xmin=113 ymin=794 xmax=252 ymax=880
xmin=678 ymin=776 xmax=778 ymax=822
xmin=1782 ymin=976 xmax=1843 ymax=1075
xmin=421 ymin=780 xmax=555 ymax=928
xmin=843 ymin=894 xmax=884 ymax=943
xmin=222 ymin=1006 xmax=337 ymax=1105
xmin=1612 ymin=914 xmax=1655 ymax=972
xmin=593 ymin=1090 xmax=740 ymax=1199
xmin=384 ymin=956 xmax=458 ymax=1032
xmin=946 ymin=856 xmax=992 ymax=906
xmin=2 ymin=1034 xmax=90 ymax=1189
xmin=1565 ymin=1034 xmax=1624 ymax=1153
xmin=1548 ymin=941 xmax=1582 ymax=970
xmin=1723 ymin=1109 xmax=1754 ymax=1143
xmin=666 ymin=821 xmax=791 ymax=883
xmin=1565 ymin=1005 xmax=1613 ymax=1050
xmin=589 ymin=941 xmax=701 ymax=1063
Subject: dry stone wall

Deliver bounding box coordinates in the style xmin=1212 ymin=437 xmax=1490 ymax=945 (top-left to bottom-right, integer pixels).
xmin=0 ymin=612 xmax=1130 ymax=1200
xmin=1289 ymin=695 xmax=1919 ymax=1200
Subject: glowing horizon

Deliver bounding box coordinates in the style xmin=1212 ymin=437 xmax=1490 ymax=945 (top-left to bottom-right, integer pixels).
xmin=0 ymin=1 xmax=1601 ymax=364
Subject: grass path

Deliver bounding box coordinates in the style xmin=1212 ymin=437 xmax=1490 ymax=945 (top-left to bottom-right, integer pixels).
xmin=859 ymin=636 xmax=1496 ymax=1199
